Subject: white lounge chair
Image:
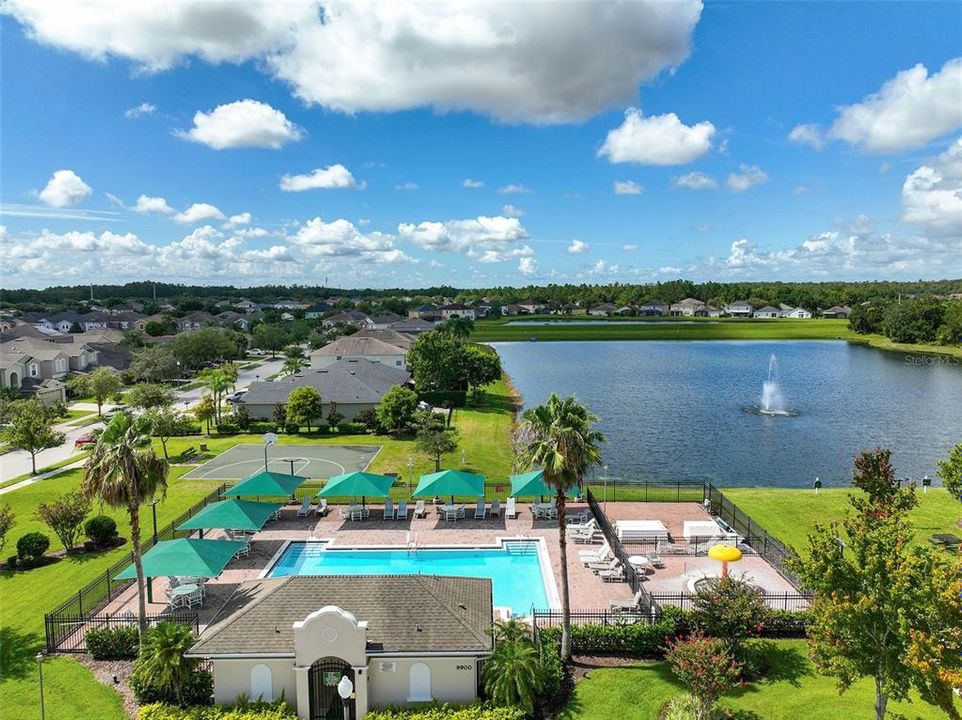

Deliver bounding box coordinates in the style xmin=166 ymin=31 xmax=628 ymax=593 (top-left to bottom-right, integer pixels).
xmin=566 ymin=510 xmax=592 ymax=526
xmin=383 ymin=497 xmax=394 ymax=520
xmin=314 ymin=498 xmax=328 ymax=516
xmin=588 ymin=557 xmax=620 ymax=573
xmin=296 ymin=497 xmax=312 ymax=517
xmin=413 ymin=500 xmax=427 ymax=518
xmin=645 ymin=551 xmax=665 ymax=568
xmin=610 ymin=590 xmax=643 ymax=611
xmin=474 ymin=500 xmax=485 ymax=519
xmin=396 ymin=501 xmax=408 ymax=520
xmin=506 ymin=497 xmax=517 ymax=518
xmin=599 ymin=565 xmax=625 ymax=582
xmin=579 ymin=541 xmax=610 ymax=564
xmin=489 ymin=499 xmax=501 ymax=517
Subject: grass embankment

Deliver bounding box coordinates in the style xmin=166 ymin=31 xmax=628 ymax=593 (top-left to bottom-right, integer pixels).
xmin=0 ymin=378 xmax=518 ymax=720
xmin=723 ymin=487 xmax=960 ymax=551
xmin=0 ymin=466 xmax=214 ymax=720
xmin=560 ymin=639 xmax=955 ymax=720
xmin=472 ymin=317 xmax=962 ymax=358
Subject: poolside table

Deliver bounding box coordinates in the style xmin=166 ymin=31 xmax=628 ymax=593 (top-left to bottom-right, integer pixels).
xmin=348 ymin=505 xmax=370 ymax=521
xmin=170 ymin=583 xmax=202 ymax=609
xmin=442 ymin=504 xmax=465 ymax=521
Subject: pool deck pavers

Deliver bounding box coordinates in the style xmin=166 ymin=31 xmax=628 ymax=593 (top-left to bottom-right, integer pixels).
xmin=100 ymin=500 xmax=798 ymax=629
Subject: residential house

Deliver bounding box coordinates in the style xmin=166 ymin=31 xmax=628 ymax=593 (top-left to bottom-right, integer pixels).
xmin=388 ymin=318 xmax=436 ymax=335
xmin=500 ymin=304 xmax=522 ymax=316
xmin=107 ymin=311 xmax=148 ymax=330
xmin=518 ymin=299 xmax=551 ymax=315
xmin=217 ymin=311 xmax=250 ymax=332
xmin=369 ymin=312 xmax=405 ymax=330
xmin=6 ymin=322 xmax=60 ymax=339
xmin=669 ymin=298 xmax=706 ymax=317
xmin=753 ymin=306 xmax=781 ymax=319
xmin=177 ymin=311 xmax=217 ymax=332
xmin=234 ymin=299 xmax=257 ymax=313
xmin=822 ymin=305 xmax=851 ymax=319
xmin=237 ymin=358 xmax=411 ymax=421
xmin=47 ymin=311 xmax=86 ymax=333
xmin=723 ymin=301 xmax=753 ymax=318
xmin=81 ymin=312 xmax=111 ymax=331
xmin=408 ymin=304 xmax=441 ymax=321
xmin=615 ymin=305 xmax=634 ymax=316
xmin=638 ymin=301 xmax=667 ymax=316
xmin=304 ymin=303 xmax=334 ymax=320
xmin=187 ymin=575 xmax=493 ymax=718
xmin=439 ymin=303 xmax=476 ymax=321
xmin=702 ymin=305 xmax=722 ymax=317
xmin=351 ymin=329 xmax=415 ymax=351
xmin=783 ymin=307 xmax=813 ymax=319
xmin=310 ymin=336 xmax=407 ymax=370
xmin=0 ymin=338 xmax=72 ymax=403
xmin=589 ymin=303 xmax=617 ymax=316
xmin=322 ymin=310 xmax=375 ymax=330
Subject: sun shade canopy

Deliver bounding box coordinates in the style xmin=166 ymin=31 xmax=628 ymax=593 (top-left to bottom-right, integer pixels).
xmin=413 ymin=469 xmax=485 ymax=499
xmin=316 ymin=471 xmax=395 ymax=498
xmin=509 ymin=469 xmax=578 ymax=498
xmin=176 ymin=499 xmax=281 ymax=532
xmin=114 ymin=538 xmax=246 ymax=579
xmin=223 ymin=470 xmax=307 ymax=498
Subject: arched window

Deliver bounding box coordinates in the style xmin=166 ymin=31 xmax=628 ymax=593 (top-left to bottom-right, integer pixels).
xmin=29 ymin=363 xmax=39 ymax=377
xmin=408 ymin=662 xmax=431 ymax=702
xmin=250 ymin=663 xmax=273 ymax=701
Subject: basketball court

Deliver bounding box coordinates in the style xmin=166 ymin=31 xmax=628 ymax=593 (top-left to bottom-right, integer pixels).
xmin=181 ymin=443 xmax=382 ymax=480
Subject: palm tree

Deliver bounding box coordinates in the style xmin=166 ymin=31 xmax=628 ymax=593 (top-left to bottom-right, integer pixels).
xmin=516 ymin=393 xmax=605 ymax=662
xmin=439 ymin=316 xmax=475 ymax=341
xmin=82 ymin=413 xmax=169 ymax=638
xmin=132 ymin=621 xmax=198 ymax=705
xmin=482 ymin=619 xmax=542 ymax=713
xmin=198 ymin=368 xmax=231 ymax=423
xmin=282 ymin=356 xmax=307 ymax=376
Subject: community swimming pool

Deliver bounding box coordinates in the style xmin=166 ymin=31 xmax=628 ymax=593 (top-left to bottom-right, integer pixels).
xmin=266 ymin=540 xmax=555 ymax=616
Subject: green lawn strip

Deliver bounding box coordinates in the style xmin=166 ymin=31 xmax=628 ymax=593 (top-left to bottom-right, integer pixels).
xmin=1 ymin=654 xmax=126 ymax=720
xmin=61 ymin=408 xmax=95 ymax=421
xmin=0 ymin=452 xmax=90 ymax=490
xmin=722 ymin=487 xmax=960 ymax=551
xmin=0 ymin=466 xmax=212 ymax=720
xmin=559 ymin=639 xmax=955 ymax=720
xmin=66 ymin=414 xmax=103 ymax=429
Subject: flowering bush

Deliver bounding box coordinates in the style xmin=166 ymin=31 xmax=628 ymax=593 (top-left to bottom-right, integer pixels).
xmin=665 ymin=631 xmax=741 ymax=720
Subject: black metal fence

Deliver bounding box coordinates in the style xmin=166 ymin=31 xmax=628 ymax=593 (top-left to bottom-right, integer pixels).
xmin=46 ymin=610 xmax=199 ymax=654
xmin=583 ymin=478 xmax=707 ymax=504
xmin=705 ymin=485 xmax=803 ymax=589
xmin=532 ymin=607 xmax=662 ymax=628
xmin=649 ymin=591 xmax=811 ymax=612
xmin=584 ymin=488 xmax=651 ymax=608
xmin=44 ymin=483 xmax=228 ymax=653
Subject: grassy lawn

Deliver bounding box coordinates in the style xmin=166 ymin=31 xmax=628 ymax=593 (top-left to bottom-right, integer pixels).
xmin=61 ymin=408 xmax=95 ymax=421
xmin=0 ymin=466 xmax=215 ymax=720
xmin=560 ymin=639 xmax=955 ymax=720
xmin=0 ymin=452 xmax=90 ymax=490
xmin=723 ymin=487 xmax=960 ymax=551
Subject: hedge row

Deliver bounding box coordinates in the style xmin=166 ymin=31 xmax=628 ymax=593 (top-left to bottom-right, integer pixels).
xmin=86 ymin=626 xmax=139 ymax=660
xmin=365 ymin=704 xmax=526 ymax=720
xmin=139 ymin=701 xmax=297 ymax=720
xmin=216 ymin=421 xmax=369 ymax=436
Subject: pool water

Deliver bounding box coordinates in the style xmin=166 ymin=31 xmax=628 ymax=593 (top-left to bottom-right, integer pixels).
xmin=268 ymin=541 xmax=550 ymax=616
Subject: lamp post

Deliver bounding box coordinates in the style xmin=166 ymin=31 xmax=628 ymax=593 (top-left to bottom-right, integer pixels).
xmin=263 ymin=432 xmax=277 ymax=471
xmin=37 ymin=652 xmax=45 ymax=720
xmin=407 ymin=457 xmax=414 ymax=494
xmin=337 ymin=675 xmax=354 ymax=720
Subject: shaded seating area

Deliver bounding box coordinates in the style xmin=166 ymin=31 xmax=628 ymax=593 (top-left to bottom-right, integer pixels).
xmin=317 ymin=471 xmax=395 ymax=521
xmin=176 ymin=499 xmax=282 ymax=540
xmin=223 ymin=470 xmax=308 ymax=500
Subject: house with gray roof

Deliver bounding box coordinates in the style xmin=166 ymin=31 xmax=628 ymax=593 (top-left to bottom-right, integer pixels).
xmin=669 ymin=298 xmax=706 ymax=317
xmin=310 ymin=336 xmax=407 ymax=370
xmin=187 ymin=575 xmax=492 ymax=717
xmin=723 ymin=300 xmax=754 ymax=318
xmin=237 ymin=358 xmax=411 ymax=421
xmin=388 ymin=318 xmax=436 ymax=334
xmin=351 ymin=329 xmax=415 ymax=351
xmin=322 ymin=310 xmax=375 ymax=330
xmin=753 ymin=306 xmax=781 ymax=319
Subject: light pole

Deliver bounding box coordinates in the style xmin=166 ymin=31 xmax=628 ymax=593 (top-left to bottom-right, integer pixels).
xmin=337 ymin=675 xmax=354 ymax=720
xmin=407 ymin=457 xmax=414 ymax=494
xmin=603 ymin=465 xmax=608 ymax=511
xmin=150 ymin=499 xmax=160 ymax=542
xmin=263 ymin=432 xmax=277 ymax=471
xmin=37 ymin=652 xmax=45 ymax=720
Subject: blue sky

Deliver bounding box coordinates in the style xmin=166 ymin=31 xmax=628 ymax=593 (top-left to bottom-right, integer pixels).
xmin=2 ymin=1 xmax=960 ymax=289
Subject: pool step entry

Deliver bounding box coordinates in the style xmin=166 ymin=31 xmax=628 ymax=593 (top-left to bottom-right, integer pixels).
xmin=406 ymin=532 xmax=419 ymax=554
xmin=299 ymin=543 xmax=328 ymax=557
xmin=504 ymin=541 xmax=538 ymax=555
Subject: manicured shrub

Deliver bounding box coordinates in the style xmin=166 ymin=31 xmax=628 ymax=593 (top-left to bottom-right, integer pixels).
xmin=138 ymin=699 xmax=297 ymax=720
xmin=86 ymin=626 xmax=139 ymax=660
xmin=16 ymin=531 xmax=50 ymax=567
xmin=690 ymin=577 xmax=770 ymax=656
xmin=536 ymin=629 xmax=566 ymax=712
xmin=338 ymin=422 xmax=368 ymax=435
xmin=666 ymin=631 xmax=741 ymax=720
xmin=6 ymin=554 xmax=18 ymax=568
xmin=364 ymin=703 xmax=526 ymax=720
xmin=247 ymin=421 xmax=279 ymax=434
xmin=35 ymin=490 xmax=91 ymax=551
xmin=354 ymin=408 xmax=381 ymax=432
xmin=85 ymin=515 xmax=119 ymax=546
xmin=215 ymin=421 xmax=240 ymax=435
xmin=283 ymin=423 xmax=300 ymax=435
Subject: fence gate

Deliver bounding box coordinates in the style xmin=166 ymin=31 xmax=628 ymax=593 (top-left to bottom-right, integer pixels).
xmin=309 ymin=657 xmax=355 ymax=720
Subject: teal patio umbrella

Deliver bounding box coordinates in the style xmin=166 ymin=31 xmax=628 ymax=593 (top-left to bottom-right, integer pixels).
xmin=510 ymin=469 xmax=578 ymax=499
xmin=224 ymin=470 xmax=307 ymax=499
xmin=316 ymin=471 xmax=394 ymax=506
xmin=176 ymin=499 xmax=281 ymax=539
xmin=413 ymin=469 xmax=485 ymax=504
xmin=114 ymin=537 xmax=246 ymax=602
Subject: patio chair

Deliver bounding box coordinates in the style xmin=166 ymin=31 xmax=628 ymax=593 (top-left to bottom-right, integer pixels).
xmin=383 ymin=497 xmax=394 ymax=520
xmin=339 ymin=505 xmax=352 ymax=520
xmin=413 ymin=500 xmax=427 ymax=518
xmin=314 ymin=499 xmax=328 ymax=516
xmin=456 ymin=505 xmax=466 ymax=520
xmin=644 ymin=551 xmax=665 ymax=568
xmin=579 ymin=541 xmax=610 ymax=564
xmin=474 ymin=500 xmax=485 ymax=519
xmin=599 ymin=566 xmax=625 ymax=583
xmin=489 ymin=499 xmax=501 ymax=517
xmin=396 ymin=501 xmax=408 ymax=520
xmin=610 ymin=590 xmax=643 ymax=611
xmin=566 ymin=510 xmax=592 ymax=526
xmin=296 ymin=497 xmax=312 ymax=517
xmin=588 ymin=557 xmax=620 ymax=573
xmin=505 ymin=497 xmax=517 ymax=518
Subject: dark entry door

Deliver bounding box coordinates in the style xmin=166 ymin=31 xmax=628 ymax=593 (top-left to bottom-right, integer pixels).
xmin=308 ymin=657 xmax=355 ymax=720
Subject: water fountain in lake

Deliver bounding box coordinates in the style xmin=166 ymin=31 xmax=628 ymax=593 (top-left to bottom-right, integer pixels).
xmin=744 ymin=353 xmax=800 ymax=416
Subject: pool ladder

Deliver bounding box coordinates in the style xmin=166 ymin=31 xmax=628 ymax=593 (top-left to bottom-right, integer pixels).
xmin=504 ymin=541 xmax=537 ymax=555
xmin=406 ymin=532 xmax=419 ymax=555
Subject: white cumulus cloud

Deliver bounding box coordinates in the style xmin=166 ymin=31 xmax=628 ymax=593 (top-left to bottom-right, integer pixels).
xmin=279 ymin=164 xmax=362 ymax=191
xmin=462 ymin=178 xmax=484 ymax=188
xmin=599 ymin=107 xmax=715 ymax=165
xmin=498 ymin=184 xmax=531 ymax=194
xmin=613 ymin=180 xmax=644 ymax=195
xmin=788 ymin=123 xmax=824 ymax=150
xmin=177 ymin=99 xmax=304 ymax=150
xmin=726 ymin=165 xmax=768 ymax=193
xmin=829 ymin=58 xmax=962 ymax=153
xmin=37 ymin=169 xmax=92 ymax=207
xmin=501 ymin=204 xmax=524 ymax=218
xmin=518 ymin=257 xmax=538 ymax=275
xmin=134 ymin=194 xmax=174 ymax=215
xmin=124 ymin=102 xmax=156 ymax=119
xmin=174 ymin=202 xmax=226 ymax=225
xmin=568 ymin=239 xmax=588 ymax=254
xmin=672 ymin=171 xmax=717 ymax=190
xmin=901 ymin=137 xmax=962 ymax=236
xmin=399 ymin=215 xmax=531 ymax=263
xmin=291 ymin=217 xmax=411 ymax=264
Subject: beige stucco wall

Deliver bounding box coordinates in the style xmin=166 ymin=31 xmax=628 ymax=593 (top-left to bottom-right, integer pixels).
xmin=367 ymin=656 xmax=479 ymax=708
xmin=211 ymin=658 xmax=297 ymax=705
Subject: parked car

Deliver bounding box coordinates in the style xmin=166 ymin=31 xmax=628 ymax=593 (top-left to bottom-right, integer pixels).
xmin=103 ymin=404 xmax=129 ymax=419
xmin=74 ymin=432 xmax=96 ymax=448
